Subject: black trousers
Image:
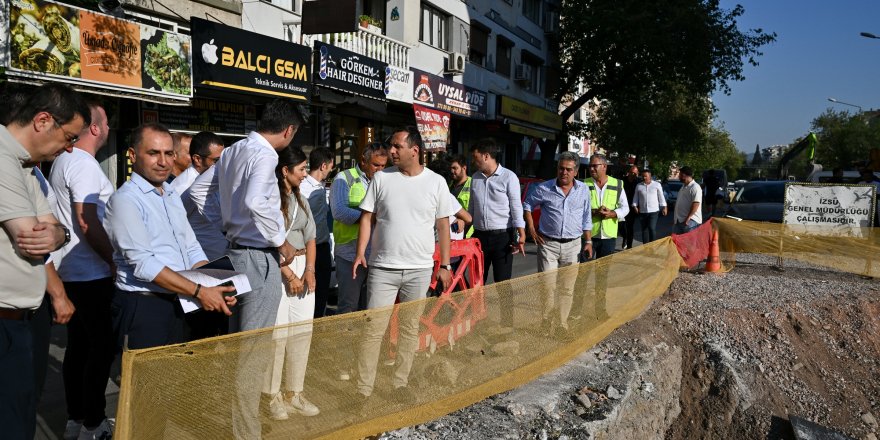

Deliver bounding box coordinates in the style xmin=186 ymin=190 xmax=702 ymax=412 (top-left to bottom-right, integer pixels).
xmin=314 ymin=241 xmax=332 ymax=318
xmin=112 ymin=290 xmax=185 ymax=351
xmin=622 ymin=214 xmax=636 ymax=249
xmin=0 ymin=318 xmax=36 ymax=440
xmin=473 ymin=228 xmax=515 ymax=326
xmin=29 ymin=296 xmax=51 ymax=401
xmin=63 ymin=278 xmax=115 ymax=426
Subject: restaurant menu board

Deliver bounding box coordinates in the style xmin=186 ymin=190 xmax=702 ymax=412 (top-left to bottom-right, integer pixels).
xmin=5 ymin=0 xmax=192 ymax=98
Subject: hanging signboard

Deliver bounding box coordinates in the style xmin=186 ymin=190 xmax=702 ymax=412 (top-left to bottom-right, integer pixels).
xmin=784 ymin=183 xmax=876 ymax=237
xmin=314 ymin=41 xmax=385 ymax=101
xmin=413 ymin=103 xmax=449 ymax=152
xmin=3 ymin=0 xmax=193 ymax=99
xmin=500 ymin=96 xmax=562 ymax=130
xmin=384 ymin=64 xmax=412 ymax=103
xmin=411 ymin=68 xmax=486 ymax=119
xmin=190 ymin=17 xmax=311 ymax=101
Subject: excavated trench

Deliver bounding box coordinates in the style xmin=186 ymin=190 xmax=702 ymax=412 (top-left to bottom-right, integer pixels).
xmin=382 ymin=259 xmax=880 ymax=440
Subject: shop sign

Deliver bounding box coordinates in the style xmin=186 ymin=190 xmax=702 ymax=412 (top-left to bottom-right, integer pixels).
xmin=411 ymin=68 xmax=486 ymax=119
xmin=510 ymin=123 xmax=555 ymax=140
xmin=191 ymin=17 xmax=311 ymax=101
xmin=141 ymin=99 xmax=257 ymax=135
xmin=413 ymin=103 xmax=449 ymax=152
xmin=314 ymin=41 xmax=385 ymax=101
xmin=500 ymin=96 xmax=562 ymax=130
xmin=384 ymin=64 xmax=412 ymax=103
xmin=3 ymin=0 xmax=192 ymax=99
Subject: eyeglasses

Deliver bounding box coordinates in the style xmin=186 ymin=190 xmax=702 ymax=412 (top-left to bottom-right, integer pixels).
xmin=588 ymin=164 xmax=605 ymax=168
xmin=50 ymin=114 xmax=79 ymax=145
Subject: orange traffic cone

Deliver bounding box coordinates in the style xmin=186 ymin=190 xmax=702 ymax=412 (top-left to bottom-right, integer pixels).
xmin=705 ymin=229 xmax=721 ymax=273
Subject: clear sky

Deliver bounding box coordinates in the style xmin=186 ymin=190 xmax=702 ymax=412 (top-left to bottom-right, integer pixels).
xmin=712 ymin=1 xmax=880 ymax=155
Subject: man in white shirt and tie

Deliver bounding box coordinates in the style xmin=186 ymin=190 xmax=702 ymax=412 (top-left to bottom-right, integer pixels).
xmin=631 ymin=168 xmax=667 ymax=243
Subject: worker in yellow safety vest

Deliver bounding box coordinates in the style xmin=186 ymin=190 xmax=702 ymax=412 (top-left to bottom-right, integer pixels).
xmin=583 ymin=153 xmax=630 ymax=260
xmin=329 ymin=143 xmax=389 ymax=317
xmin=449 ymin=154 xmax=474 ymax=238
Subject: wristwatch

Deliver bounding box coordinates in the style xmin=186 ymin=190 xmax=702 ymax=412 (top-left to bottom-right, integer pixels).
xmin=440 ymin=264 xmax=452 ymax=271
xmin=59 ymin=224 xmax=71 ymax=248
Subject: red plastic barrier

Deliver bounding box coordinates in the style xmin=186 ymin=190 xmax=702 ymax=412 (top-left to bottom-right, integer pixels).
xmin=387 ymin=238 xmax=487 ymax=358
xmin=671 ymin=218 xmax=714 ymax=269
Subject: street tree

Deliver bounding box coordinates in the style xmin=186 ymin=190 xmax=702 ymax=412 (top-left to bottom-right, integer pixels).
xmin=556 ymin=0 xmax=775 ymax=161
xmin=810 ymin=109 xmax=880 ymax=170
xmin=677 ymin=124 xmax=745 ymax=180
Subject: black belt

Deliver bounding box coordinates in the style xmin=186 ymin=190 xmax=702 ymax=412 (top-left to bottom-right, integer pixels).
xmin=0 ymin=307 xmax=35 ymax=321
xmin=544 ymin=236 xmax=579 ymax=243
xmin=475 ymin=228 xmax=511 ymax=235
xmin=230 ymin=243 xmax=274 ymax=251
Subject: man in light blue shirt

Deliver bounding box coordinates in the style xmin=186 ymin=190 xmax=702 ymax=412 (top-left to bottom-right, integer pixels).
xmin=523 ymin=151 xmax=593 ymax=335
xmin=469 ymin=139 xmax=525 ymax=328
xmin=105 ymin=123 xmax=235 ymax=350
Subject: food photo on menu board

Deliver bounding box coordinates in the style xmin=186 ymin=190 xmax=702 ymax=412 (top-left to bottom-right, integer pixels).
xmin=7 ymin=0 xmax=192 ymax=97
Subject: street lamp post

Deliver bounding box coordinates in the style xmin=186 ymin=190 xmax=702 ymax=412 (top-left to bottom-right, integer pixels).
xmin=861 ymin=32 xmax=880 ymax=39
xmin=827 ymin=97 xmax=863 ymax=112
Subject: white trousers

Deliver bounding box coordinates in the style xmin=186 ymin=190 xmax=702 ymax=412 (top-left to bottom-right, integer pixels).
xmin=263 ymin=255 xmax=315 ymax=395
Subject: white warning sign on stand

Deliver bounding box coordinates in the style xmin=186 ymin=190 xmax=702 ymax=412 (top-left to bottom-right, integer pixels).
xmin=784 ymin=183 xmax=876 ymax=236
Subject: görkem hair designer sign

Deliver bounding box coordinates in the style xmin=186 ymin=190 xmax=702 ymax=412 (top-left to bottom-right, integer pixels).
xmin=314 ymin=41 xmax=385 ymax=101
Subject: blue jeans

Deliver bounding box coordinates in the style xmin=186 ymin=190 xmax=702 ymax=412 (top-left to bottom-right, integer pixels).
xmin=673 ymin=219 xmax=700 ymax=234
xmin=639 ymin=211 xmax=660 ymax=243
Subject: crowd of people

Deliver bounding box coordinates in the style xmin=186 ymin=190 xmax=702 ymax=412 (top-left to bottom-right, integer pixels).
xmin=1 ymin=83 xmax=706 ymax=440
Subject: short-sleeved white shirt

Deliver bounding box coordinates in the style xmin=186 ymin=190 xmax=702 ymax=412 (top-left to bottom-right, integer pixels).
xmin=49 ymin=147 xmax=114 ymax=281
xmin=359 ymin=166 xmax=455 ymax=269
xmin=675 ymin=180 xmax=703 ymax=224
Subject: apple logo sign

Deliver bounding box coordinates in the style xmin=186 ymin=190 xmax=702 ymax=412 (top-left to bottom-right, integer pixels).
xmin=201 ymin=39 xmax=218 ymax=64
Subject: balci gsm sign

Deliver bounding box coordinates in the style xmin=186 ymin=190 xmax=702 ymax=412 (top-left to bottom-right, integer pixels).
xmin=191 ymin=17 xmax=312 ymax=101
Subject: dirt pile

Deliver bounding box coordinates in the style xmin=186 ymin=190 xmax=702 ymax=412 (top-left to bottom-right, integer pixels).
xmin=381 ymin=254 xmax=880 ymax=439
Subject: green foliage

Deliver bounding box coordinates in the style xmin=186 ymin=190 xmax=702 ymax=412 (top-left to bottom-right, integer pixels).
xmin=673 ymin=124 xmax=745 ymax=180
xmin=810 ymin=109 xmax=880 ymax=170
xmin=557 ymin=0 xmax=775 ymax=160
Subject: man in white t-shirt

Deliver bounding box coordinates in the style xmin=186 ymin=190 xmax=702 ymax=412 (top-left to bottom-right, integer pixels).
xmin=673 ymin=166 xmax=703 ymax=234
xmin=47 ymin=100 xmax=117 ymax=438
xmin=352 ymin=126 xmax=455 ymax=402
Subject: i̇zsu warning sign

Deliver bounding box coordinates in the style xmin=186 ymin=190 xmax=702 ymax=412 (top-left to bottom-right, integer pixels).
xmin=784 ymin=183 xmax=876 ymax=236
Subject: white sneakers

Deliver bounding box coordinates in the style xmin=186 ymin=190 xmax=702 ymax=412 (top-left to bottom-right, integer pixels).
xmin=268 ymin=393 xmax=290 ymax=421
xmin=285 ymin=393 xmax=320 ymax=417
xmin=268 ymin=392 xmax=320 ymax=421
xmin=77 ymin=418 xmax=114 ymax=440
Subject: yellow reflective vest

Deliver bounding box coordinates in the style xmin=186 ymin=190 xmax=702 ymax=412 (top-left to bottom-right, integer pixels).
xmin=451 ymin=177 xmax=473 ymax=238
xmin=584 ymin=176 xmax=622 ymax=238
xmin=333 ymin=167 xmax=367 ymax=246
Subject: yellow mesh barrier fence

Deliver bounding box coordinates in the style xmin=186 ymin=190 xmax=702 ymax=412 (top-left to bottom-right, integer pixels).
xmin=714 ymin=218 xmax=880 ymax=277
xmin=115 ymin=220 xmax=879 ymax=439
xmin=115 ymin=238 xmax=681 ymax=439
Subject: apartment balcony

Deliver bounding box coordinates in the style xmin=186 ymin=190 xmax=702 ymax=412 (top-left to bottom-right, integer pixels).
xmin=302 ymin=27 xmax=411 ymax=69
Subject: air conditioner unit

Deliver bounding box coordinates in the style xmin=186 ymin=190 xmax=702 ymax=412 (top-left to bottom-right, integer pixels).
xmin=514 ymin=64 xmax=532 ymax=82
xmin=446 ymin=52 xmax=466 ymax=73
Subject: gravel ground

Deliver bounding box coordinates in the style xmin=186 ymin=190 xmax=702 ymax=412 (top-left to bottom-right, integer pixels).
xmin=377 ymin=253 xmax=880 ymax=440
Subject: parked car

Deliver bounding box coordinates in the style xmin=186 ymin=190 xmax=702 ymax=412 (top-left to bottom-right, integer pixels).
xmin=726 ymin=181 xmax=786 ymax=223
xmin=662 ymin=180 xmax=684 ymax=205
